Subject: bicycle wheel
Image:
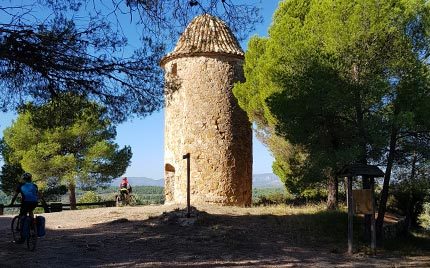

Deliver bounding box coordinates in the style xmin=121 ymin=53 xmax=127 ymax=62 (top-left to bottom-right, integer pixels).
xmin=27 ymin=222 xmax=37 ymax=251
xmin=115 ymin=195 xmax=121 ymax=207
xmin=128 ymin=195 xmax=137 ymax=206
xmin=11 ymin=216 xmax=21 ymax=242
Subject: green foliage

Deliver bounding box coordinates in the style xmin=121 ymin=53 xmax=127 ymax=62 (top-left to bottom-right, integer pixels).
xmin=1 ymin=94 xmax=132 ymax=203
xmin=252 ymin=188 xmax=290 ymax=205
xmin=253 ymin=207 xmax=357 ymax=247
xmin=79 ymin=191 xmax=103 ymax=203
xmin=383 ymin=230 xmax=430 ymax=254
xmin=390 ymin=177 xmax=430 ymax=228
xmin=127 ymin=186 xmax=165 ymax=205
xmin=77 ymin=191 xmax=103 ymax=209
xmin=234 ymin=0 xmax=430 ymax=206
xmin=0 ymin=189 xmax=10 ymax=204
xmin=0 ymin=163 xmax=24 ymax=194
xmin=300 ymin=187 xmax=327 ymax=202
xmin=75 ymin=186 xmax=165 ymax=205
xmin=252 ymin=186 xmax=327 ymax=206
xmin=0 ymin=1 xmax=262 ymax=122
xmin=268 ymin=134 xmax=309 ymax=196
xmin=419 ymin=203 xmax=430 ymax=230
xmin=42 ymin=178 xmax=68 ymax=202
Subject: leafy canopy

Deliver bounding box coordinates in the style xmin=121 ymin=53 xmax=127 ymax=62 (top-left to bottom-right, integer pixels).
xmin=1 ymin=94 xmax=132 ymax=193
xmin=0 ymin=1 xmax=261 ymax=121
xmin=234 ymin=0 xmax=430 ymax=194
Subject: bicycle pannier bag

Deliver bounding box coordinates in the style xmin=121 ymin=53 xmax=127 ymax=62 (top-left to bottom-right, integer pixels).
xmin=36 ymin=216 xmax=46 ymax=237
xmin=21 ymin=216 xmax=31 ymax=238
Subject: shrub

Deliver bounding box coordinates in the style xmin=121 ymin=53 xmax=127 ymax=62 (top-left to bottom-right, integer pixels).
xmin=300 ymin=188 xmax=326 ymax=203
xmin=0 ymin=189 xmax=10 ymax=204
xmin=419 ymin=203 xmax=430 ymax=230
xmin=78 ymin=191 xmax=103 ymax=209
xmin=253 ymin=188 xmax=291 ymax=206
xmin=390 ymin=178 xmax=430 ymax=229
xmin=42 ymin=183 xmax=68 ymax=202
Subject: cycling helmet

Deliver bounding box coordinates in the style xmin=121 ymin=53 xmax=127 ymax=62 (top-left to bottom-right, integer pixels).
xmin=22 ymin=172 xmax=32 ymax=182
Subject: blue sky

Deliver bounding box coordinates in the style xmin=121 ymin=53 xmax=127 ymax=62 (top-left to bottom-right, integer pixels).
xmin=0 ymin=1 xmax=280 ymax=179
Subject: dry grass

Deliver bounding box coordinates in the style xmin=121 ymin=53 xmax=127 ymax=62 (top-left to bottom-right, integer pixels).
xmin=1 ymin=204 xmax=429 ymax=267
xmin=198 ymin=202 xmax=328 ymax=215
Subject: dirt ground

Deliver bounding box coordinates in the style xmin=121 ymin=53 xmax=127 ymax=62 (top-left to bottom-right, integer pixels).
xmin=0 ymin=205 xmax=429 ymax=267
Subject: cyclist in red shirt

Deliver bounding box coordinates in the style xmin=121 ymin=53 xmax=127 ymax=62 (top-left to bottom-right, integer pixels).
xmin=119 ymin=177 xmax=132 ymax=200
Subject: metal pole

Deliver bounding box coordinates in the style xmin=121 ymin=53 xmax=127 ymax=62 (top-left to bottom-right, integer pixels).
xmin=183 ymin=153 xmax=191 ymax=218
xmin=371 ymin=177 xmax=376 ymax=252
xmin=347 ymin=176 xmax=353 ymax=254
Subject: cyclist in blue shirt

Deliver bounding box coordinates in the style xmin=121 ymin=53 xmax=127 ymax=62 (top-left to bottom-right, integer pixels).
xmin=10 ymin=172 xmax=39 ymax=219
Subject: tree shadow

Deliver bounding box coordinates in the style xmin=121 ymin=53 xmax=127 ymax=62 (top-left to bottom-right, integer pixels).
xmin=0 ymin=207 xmax=429 ymax=267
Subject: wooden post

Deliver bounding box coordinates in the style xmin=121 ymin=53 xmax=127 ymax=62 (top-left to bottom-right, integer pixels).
xmin=371 ymin=177 xmax=376 ymax=252
xmin=347 ymin=176 xmax=353 ymax=254
xmin=183 ymin=153 xmax=191 ymax=218
xmin=0 ymin=204 xmax=4 ymax=215
xmin=363 ymin=175 xmax=371 ymax=242
xmin=335 ymin=177 xmax=339 ymax=207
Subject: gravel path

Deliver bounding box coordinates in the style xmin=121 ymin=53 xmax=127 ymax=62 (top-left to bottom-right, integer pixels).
xmin=0 ymin=205 xmax=428 ymax=267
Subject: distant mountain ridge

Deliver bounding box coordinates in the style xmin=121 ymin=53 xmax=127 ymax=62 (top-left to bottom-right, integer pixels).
xmin=112 ymin=173 xmax=283 ymax=189
xmin=252 ymin=173 xmax=283 ymax=188
xmin=111 ymin=177 xmax=164 ymax=187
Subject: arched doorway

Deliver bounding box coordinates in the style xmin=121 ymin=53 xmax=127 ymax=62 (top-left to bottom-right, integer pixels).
xmin=164 ymin=163 xmax=175 ymax=203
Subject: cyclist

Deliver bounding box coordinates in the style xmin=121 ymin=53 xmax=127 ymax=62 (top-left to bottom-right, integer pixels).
xmin=10 ymin=172 xmax=40 ymax=242
xmin=119 ymin=177 xmax=132 ymax=201
xmin=10 ymin=172 xmax=40 ymax=218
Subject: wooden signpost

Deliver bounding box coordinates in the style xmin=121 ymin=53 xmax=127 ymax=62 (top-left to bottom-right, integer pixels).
xmin=339 ymin=164 xmax=384 ymax=254
xmin=347 ymin=176 xmax=353 ymax=254
xmin=183 ymin=153 xmax=191 ymax=218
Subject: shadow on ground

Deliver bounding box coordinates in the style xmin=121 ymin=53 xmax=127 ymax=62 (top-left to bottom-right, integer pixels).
xmin=0 ymin=207 xmax=429 ymax=267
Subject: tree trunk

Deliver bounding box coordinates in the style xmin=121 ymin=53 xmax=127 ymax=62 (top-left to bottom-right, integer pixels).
xmin=343 ymin=177 xmax=348 ymax=203
xmin=406 ymin=200 xmax=413 ymax=231
xmin=352 ymin=64 xmax=369 ymax=163
xmin=327 ymin=176 xmax=338 ymax=210
xmin=351 ymin=63 xmax=374 ymax=240
xmin=69 ymin=184 xmax=77 ymax=210
xmin=376 ymin=127 xmax=398 ymax=239
xmin=362 ymin=176 xmax=371 ymax=242
xmin=406 ymin=151 xmax=418 ymax=231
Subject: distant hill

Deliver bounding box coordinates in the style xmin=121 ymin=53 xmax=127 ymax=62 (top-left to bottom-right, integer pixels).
xmin=252 ymin=173 xmax=283 ymax=188
xmin=112 ymin=173 xmax=283 ymax=189
xmin=111 ymin=177 xmax=164 ymax=187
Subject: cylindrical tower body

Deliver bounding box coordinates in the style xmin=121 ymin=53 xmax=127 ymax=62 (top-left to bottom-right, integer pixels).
xmin=161 ymin=14 xmax=252 ymax=206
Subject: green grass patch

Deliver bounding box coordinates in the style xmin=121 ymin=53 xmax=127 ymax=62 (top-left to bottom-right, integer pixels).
xmin=252 ymin=187 xmax=290 ymax=205
xmin=383 ymin=229 xmax=430 ymax=255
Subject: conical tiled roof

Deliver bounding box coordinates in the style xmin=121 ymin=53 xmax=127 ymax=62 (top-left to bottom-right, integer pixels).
xmin=161 ymin=14 xmax=244 ymax=66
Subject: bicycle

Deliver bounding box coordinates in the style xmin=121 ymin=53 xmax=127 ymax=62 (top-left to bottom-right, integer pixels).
xmin=11 ymin=213 xmax=38 ymax=251
xmin=115 ymin=192 xmax=137 ymax=206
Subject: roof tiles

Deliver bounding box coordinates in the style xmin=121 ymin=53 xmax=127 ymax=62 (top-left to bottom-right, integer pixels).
xmin=161 ymin=14 xmax=244 ymax=65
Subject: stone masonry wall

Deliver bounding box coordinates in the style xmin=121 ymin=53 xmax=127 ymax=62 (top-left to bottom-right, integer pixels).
xmin=164 ymin=55 xmax=252 ymax=206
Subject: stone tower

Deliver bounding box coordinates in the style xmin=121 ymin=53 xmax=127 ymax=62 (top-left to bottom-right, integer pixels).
xmin=160 ymin=14 xmax=252 ymax=206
